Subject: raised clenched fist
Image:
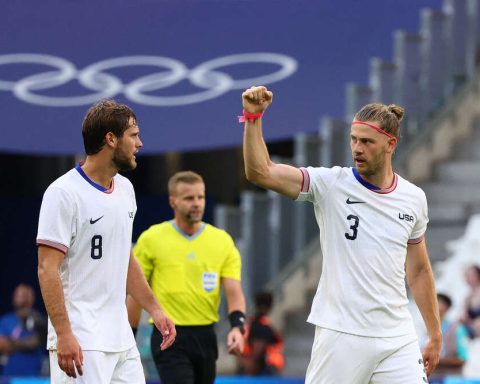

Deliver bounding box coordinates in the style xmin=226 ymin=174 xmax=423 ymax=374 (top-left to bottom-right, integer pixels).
xmin=242 ymin=86 xmax=273 ymax=114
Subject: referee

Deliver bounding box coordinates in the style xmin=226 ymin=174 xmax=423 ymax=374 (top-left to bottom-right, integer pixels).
xmin=127 ymin=171 xmax=246 ymax=384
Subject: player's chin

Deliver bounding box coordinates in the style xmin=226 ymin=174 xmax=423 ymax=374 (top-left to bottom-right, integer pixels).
xmin=117 ymin=163 xmax=136 ymax=173
xmin=127 ymin=157 xmax=138 ymax=170
xmin=356 ymin=161 xmax=372 ymax=174
xmin=354 ymin=159 xmax=366 ymax=168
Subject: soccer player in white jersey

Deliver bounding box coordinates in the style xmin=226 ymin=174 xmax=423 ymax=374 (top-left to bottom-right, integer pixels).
xmin=240 ymin=86 xmax=442 ymax=383
xmin=36 ymin=100 xmax=176 ymax=383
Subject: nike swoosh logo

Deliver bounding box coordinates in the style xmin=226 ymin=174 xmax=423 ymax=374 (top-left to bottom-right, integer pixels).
xmin=346 ymin=198 xmax=366 ymax=204
xmin=89 ymin=216 xmax=104 ymax=224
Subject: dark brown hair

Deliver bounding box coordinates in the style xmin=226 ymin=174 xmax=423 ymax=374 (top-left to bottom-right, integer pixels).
xmin=82 ymin=99 xmax=137 ymax=155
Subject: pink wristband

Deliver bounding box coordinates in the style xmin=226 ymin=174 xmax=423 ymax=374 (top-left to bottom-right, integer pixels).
xmin=238 ymin=109 xmax=264 ymax=123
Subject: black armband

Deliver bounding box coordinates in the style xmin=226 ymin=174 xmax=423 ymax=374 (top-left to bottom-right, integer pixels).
xmin=132 ymin=327 xmax=138 ymax=337
xmin=228 ymin=310 xmax=246 ymax=334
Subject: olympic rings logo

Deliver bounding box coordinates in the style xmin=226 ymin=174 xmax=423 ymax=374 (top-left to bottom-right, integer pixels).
xmin=0 ymin=53 xmax=297 ymax=107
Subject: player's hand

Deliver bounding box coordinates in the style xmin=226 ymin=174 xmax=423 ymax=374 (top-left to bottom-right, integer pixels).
xmin=152 ymin=309 xmax=176 ymax=350
xmin=56 ymin=331 xmax=83 ymax=378
xmin=227 ymin=327 xmax=244 ymax=356
xmin=242 ymin=86 xmax=273 ymax=114
xmin=422 ymin=336 xmax=441 ymax=376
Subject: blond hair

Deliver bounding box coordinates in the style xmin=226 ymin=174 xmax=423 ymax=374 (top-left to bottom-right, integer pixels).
xmin=168 ymin=171 xmax=204 ymax=195
xmin=354 ymin=103 xmax=404 ymax=140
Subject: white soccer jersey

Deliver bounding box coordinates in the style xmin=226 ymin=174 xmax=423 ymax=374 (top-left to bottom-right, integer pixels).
xmin=36 ymin=165 xmax=137 ymax=352
xmin=297 ymin=166 xmax=428 ymax=337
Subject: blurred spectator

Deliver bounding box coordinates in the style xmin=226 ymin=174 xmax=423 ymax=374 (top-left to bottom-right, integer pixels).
xmin=460 ymin=265 xmax=480 ymax=336
xmin=237 ymin=292 xmax=284 ymax=376
xmin=429 ymin=293 xmax=469 ymax=378
xmin=460 ymin=265 xmax=480 ymax=378
xmin=0 ymin=284 xmax=47 ymax=376
xmin=463 ymin=317 xmax=480 ymax=377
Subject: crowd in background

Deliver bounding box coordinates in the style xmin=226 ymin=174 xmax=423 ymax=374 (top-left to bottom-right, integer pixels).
xmin=0 ymin=284 xmax=47 ymax=377
xmin=422 ymin=264 xmax=480 ymax=379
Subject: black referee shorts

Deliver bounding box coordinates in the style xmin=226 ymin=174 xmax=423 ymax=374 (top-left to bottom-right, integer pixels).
xmin=151 ymin=324 xmax=218 ymax=384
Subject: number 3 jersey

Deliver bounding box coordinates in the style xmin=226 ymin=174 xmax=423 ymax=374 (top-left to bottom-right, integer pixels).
xmin=297 ymin=166 xmax=428 ymax=337
xmin=36 ymin=165 xmax=137 ymax=352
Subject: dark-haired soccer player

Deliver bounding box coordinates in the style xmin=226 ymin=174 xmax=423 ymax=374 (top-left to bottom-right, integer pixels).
xmin=37 ymin=99 xmax=175 ymax=383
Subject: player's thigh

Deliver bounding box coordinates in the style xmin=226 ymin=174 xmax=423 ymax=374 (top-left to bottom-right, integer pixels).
xmin=370 ymin=340 xmax=427 ymax=384
xmin=49 ymin=350 xmax=117 ymax=384
xmin=305 ymin=327 xmax=375 ymax=384
xmin=111 ymin=346 xmax=145 ymax=384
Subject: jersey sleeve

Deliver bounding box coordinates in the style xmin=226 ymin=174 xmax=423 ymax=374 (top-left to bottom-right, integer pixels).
xmin=36 ymin=186 xmax=75 ymax=253
xmin=409 ymin=189 xmax=429 ymax=244
xmin=220 ymin=233 xmax=241 ymax=280
xmin=296 ymin=166 xmax=343 ymax=203
xmin=133 ymin=231 xmax=154 ymax=282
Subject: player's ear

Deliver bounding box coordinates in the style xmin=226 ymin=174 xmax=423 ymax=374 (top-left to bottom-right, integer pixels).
xmin=105 ymin=132 xmax=117 ymax=148
xmin=169 ymin=196 xmax=176 ymax=209
xmin=386 ymin=137 xmax=397 ymax=154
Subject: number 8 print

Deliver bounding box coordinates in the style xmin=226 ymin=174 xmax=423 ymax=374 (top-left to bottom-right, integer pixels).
xmin=91 ymin=235 xmax=103 ymax=259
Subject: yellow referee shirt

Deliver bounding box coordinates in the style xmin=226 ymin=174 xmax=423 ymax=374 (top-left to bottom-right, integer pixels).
xmin=133 ymin=221 xmax=242 ymax=325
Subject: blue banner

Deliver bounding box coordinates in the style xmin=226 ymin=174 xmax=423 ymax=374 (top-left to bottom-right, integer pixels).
xmin=0 ymin=0 xmax=440 ymax=154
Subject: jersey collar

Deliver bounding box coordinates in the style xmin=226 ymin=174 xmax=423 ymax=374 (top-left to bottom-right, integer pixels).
xmin=352 ymin=168 xmax=397 ymax=194
xmin=170 ymin=220 xmax=206 ymax=241
xmin=75 ymin=164 xmax=114 ymax=193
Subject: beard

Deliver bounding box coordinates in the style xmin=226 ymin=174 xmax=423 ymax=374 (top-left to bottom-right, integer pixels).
xmin=113 ymin=147 xmax=136 ymax=172
xmin=354 ymin=149 xmax=386 ymax=178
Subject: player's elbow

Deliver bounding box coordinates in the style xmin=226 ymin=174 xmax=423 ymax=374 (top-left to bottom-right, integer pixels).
xmin=245 ymin=167 xmax=264 ymax=185
xmin=245 ymin=163 xmax=274 ymax=189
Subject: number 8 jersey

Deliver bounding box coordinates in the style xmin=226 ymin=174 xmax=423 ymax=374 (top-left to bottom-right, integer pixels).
xmin=297 ymin=166 xmax=428 ymax=338
xmin=36 ymin=165 xmax=137 ymax=352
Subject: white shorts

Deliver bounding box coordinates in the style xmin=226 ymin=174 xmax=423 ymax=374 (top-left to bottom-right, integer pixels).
xmin=305 ymin=327 xmax=428 ymax=384
xmin=49 ymin=346 xmax=145 ymax=384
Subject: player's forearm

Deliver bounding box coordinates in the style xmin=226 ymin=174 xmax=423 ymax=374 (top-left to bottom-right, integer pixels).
xmin=37 ymin=264 xmax=72 ymax=336
xmin=126 ymin=256 xmax=162 ymax=315
xmin=243 ymin=119 xmax=274 ymax=186
xmin=409 ymin=266 xmax=442 ymax=340
xmin=126 ymin=295 xmax=142 ymax=328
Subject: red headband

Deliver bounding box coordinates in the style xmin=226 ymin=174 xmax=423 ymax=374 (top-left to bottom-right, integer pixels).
xmin=352 ymin=121 xmax=396 ymax=140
